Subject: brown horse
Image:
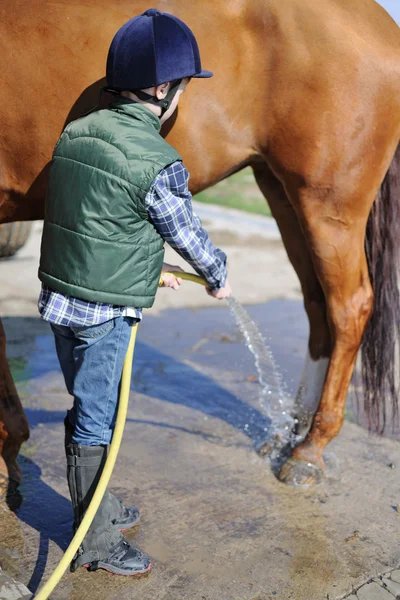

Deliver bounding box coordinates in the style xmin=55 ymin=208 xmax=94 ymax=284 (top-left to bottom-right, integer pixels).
xmin=0 ymin=0 xmax=399 ymax=488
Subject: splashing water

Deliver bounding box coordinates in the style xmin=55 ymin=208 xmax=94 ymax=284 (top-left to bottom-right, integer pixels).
xmin=226 ymin=296 xmax=298 ymax=456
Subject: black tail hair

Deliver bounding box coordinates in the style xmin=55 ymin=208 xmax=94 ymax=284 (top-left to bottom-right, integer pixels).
xmin=363 ymin=143 xmax=400 ymax=433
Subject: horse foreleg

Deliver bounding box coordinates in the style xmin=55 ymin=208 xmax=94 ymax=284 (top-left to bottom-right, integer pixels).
xmin=253 ymin=164 xmax=331 ymax=443
xmin=0 ymin=319 xmax=29 ymax=491
xmin=278 ymin=188 xmax=374 ymax=485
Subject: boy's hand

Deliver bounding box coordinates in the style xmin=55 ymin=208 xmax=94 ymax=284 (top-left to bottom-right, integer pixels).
xmin=206 ymin=279 xmax=232 ymax=300
xmin=160 ymin=263 xmax=184 ymax=290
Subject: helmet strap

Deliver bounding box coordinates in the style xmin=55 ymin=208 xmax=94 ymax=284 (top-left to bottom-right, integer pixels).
xmin=133 ymin=79 xmax=182 ymax=117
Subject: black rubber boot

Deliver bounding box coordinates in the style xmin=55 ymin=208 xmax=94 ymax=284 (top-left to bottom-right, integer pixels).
xmin=64 ymin=415 xmax=140 ymax=531
xmin=66 ymin=443 xmax=151 ymax=575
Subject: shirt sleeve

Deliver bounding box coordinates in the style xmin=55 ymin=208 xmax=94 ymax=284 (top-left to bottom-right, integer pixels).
xmin=145 ymin=161 xmax=228 ymax=290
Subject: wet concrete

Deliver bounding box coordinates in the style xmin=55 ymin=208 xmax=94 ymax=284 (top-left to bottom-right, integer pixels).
xmin=1 ymin=213 xmax=400 ymax=599
xmin=1 ymin=301 xmax=400 ymax=600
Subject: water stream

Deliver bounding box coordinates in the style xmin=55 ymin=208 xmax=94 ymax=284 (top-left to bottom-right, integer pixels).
xmin=226 ymin=296 xmax=299 ymax=456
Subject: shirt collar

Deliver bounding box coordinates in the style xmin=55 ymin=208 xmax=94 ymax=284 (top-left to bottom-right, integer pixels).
xmin=109 ymin=97 xmax=161 ymax=133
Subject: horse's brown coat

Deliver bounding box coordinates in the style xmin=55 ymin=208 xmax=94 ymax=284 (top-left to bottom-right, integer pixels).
xmin=1 ymin=0 xmax=399 ymax=484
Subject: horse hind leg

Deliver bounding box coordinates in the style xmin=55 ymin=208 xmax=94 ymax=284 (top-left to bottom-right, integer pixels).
xmin=277 ymin=176 xmax=378 ymax=485
xmin=0 ymin=319 xmax=29 ymax=496
xmin=252 ymin=164 xmax=331 ymax=450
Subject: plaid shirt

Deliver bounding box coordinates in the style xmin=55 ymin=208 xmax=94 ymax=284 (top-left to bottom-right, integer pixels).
xmin=38 ymin=161 xmax=227 ymax=326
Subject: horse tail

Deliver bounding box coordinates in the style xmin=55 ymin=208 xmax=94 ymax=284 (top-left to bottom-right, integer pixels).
xmin=362 ymin=142 xmax=400 ymax=433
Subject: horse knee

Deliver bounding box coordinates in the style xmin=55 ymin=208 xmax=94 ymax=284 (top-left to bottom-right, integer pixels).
xmin=0 ymin=407 xmax=27 ymax=484
xmin=2 ymin=405 xmax=29 ymax=443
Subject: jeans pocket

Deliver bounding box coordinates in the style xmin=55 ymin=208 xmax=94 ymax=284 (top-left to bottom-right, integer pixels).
xmin=71 ymin=318 xmax=115 ymax=339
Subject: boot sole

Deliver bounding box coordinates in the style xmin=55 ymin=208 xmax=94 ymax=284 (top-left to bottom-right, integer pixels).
xmin=82 ymin=561 xmax=152 ymax=576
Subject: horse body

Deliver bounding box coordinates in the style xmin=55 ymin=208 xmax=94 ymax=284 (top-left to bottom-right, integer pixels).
xmin=1 ymin=0 xmax=399 ymax=485
xmin=1 ymin=0 xmax=399 ymax=212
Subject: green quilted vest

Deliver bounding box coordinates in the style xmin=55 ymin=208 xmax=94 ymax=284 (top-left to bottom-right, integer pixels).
xmin=39 ymin=99 xmax=181 ymax=307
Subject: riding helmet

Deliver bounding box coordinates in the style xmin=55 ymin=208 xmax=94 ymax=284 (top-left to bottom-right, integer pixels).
xmin=106 ymin=8 xmax=213 ymax=91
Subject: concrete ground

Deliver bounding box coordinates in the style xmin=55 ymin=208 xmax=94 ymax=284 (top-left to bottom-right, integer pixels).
xmin=0 ymin=205 xmax=399 ymax=600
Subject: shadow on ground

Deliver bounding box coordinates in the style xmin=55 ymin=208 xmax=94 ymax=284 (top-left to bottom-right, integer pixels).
xmin=1 ymin=301 xmax=400 ymax=600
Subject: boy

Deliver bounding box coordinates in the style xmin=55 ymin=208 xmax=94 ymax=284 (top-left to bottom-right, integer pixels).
xmin=38 ymin=9 xmax=231 ymax=576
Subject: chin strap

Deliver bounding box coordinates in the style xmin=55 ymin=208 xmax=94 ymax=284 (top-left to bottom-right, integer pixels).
xmin=132 ymin=79 xmax=182 ymax=117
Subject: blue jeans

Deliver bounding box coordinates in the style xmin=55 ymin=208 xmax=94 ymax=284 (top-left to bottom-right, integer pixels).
xmin=51 ymin=316 xmax=136 ymax=445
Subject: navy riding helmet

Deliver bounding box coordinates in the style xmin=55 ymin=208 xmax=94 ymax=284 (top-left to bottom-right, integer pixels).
xmin=106 ymin=8 xmax=213 ymax=115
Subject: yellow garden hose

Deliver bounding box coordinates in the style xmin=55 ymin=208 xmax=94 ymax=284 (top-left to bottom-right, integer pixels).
xmin=33 ymin=271 xmax=205 ymax=599
xmin=160 ymin=270 xmax=207 ymax=287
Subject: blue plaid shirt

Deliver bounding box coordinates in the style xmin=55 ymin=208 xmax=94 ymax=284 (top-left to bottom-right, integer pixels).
xmin=38 ymin=161 xmax=227 ymax=326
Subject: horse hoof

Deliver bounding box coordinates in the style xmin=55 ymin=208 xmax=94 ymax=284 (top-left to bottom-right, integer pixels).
xmin=256 ymin=432 xmax=293 ymax=457
xmin=278 ymin=456 xmax=324 ymax=486
xmin=256 ymin=438 xmax=274 ymax=456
